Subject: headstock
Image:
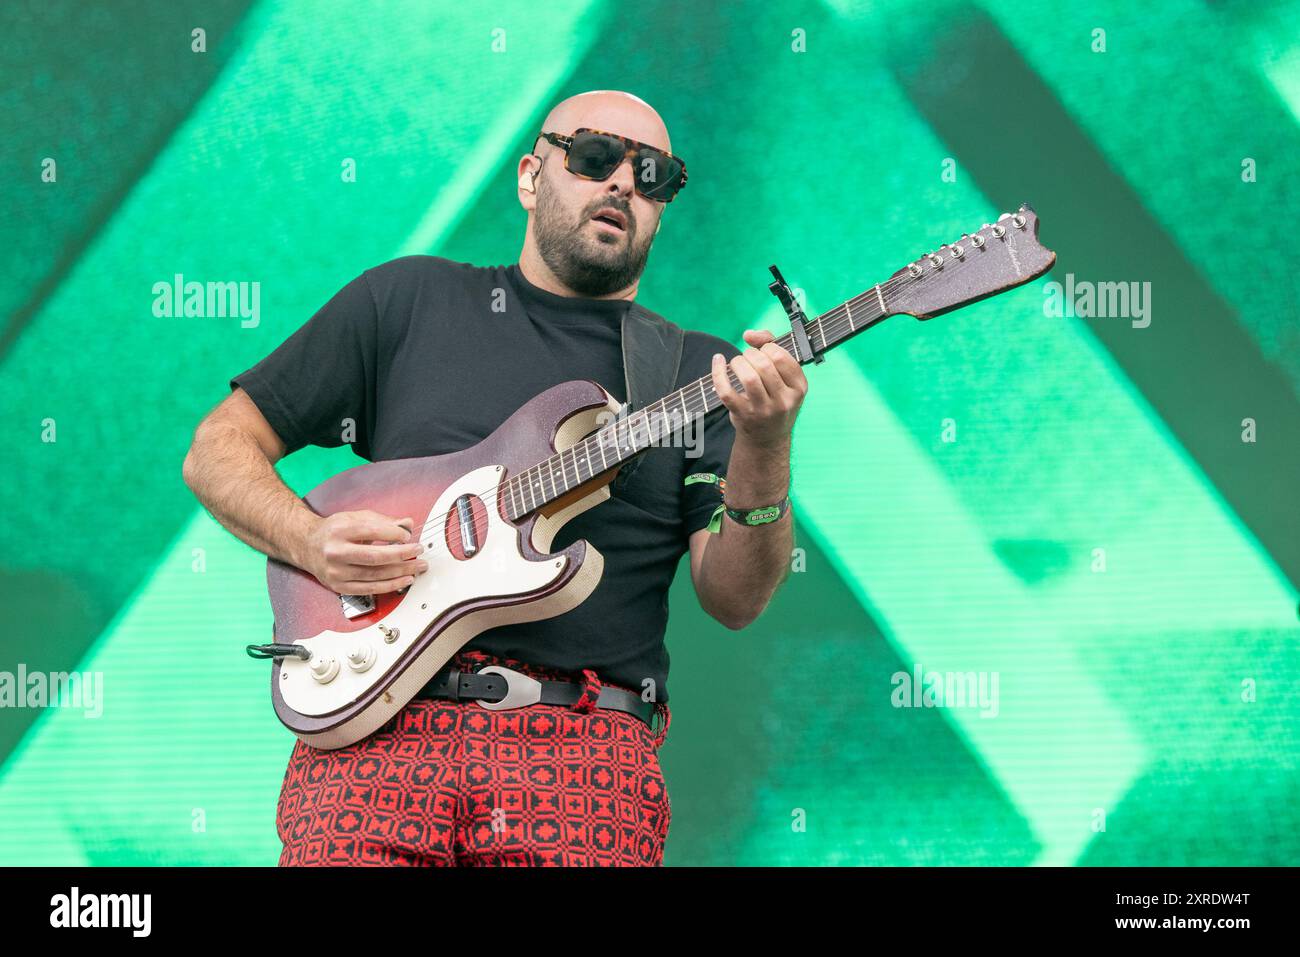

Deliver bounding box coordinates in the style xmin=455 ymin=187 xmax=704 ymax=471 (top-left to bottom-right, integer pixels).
xmin=885 ymin=204 xmax=1056 ymax=320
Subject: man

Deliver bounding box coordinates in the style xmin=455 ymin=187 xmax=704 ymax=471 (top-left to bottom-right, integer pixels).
xmin=182 ymin=90 xmax=806 ymax=866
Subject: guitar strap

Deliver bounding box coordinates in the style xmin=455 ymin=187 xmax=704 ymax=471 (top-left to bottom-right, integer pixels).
xmin=612 ymin=302 xmax=684 ymax=493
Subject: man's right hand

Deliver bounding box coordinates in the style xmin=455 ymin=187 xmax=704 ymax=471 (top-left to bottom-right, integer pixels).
xmin=298 ymin=510 xmax=429 ymax=595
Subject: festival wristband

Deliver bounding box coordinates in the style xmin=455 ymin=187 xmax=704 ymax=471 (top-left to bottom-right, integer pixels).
xmin=724 ymin=497 xmax=790 ymax=527
xmin=685 ymin=472 xmax=790 ymax=533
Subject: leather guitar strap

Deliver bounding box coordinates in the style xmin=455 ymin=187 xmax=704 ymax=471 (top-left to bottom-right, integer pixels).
xmin=612 ymin=302 xmax=684 ymax=493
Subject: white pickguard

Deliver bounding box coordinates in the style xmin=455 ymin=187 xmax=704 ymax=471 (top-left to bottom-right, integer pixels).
xmin=279 ymin=464 xmax=566 ymax=716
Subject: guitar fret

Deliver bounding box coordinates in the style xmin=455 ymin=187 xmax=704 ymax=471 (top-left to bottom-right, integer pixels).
xmin=555 ymin=450 xmax=568 ymax=497
xmin=543 ymin=459 xmax=556 ymax=501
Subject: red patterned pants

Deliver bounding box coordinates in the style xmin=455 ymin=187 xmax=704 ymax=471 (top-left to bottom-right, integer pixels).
xmin=275 ymin=650 xmax=672 ymax=866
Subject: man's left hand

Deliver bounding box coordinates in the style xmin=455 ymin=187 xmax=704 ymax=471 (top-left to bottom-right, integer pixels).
xmin=711 ymin=329 xmax=808 ymax=449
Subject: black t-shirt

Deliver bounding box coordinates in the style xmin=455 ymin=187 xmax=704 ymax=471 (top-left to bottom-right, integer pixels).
xmin=231 ymin=255 xmax=742 ymax=703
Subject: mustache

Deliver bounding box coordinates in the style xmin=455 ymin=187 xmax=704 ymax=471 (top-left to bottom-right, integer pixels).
xmin=585 ymin=200 xmax=634 ymax=231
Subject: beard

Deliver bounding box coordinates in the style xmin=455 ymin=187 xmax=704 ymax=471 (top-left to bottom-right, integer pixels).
xmin=533 ymin=177 xmax=655 ymax=297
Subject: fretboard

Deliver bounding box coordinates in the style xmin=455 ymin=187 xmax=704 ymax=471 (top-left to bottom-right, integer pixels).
xmin=503 ymin=281 xmax=896 ymax=520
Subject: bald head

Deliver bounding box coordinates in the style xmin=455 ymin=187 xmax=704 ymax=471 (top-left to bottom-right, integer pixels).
xmin=540 ymin=90 xmax=672 ymax=153
xmin=516 ymin=90 xmax=675 ymax=299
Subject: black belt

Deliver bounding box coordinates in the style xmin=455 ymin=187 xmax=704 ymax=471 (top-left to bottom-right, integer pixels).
xmin=416 ymin=664 xmax=656 ymax=727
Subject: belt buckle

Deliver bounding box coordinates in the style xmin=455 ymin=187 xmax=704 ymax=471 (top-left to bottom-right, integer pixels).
xmin=475 ymin=665 xmax=543 ymax=711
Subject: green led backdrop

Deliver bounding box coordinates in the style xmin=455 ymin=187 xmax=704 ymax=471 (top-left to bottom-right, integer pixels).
xmin=1 ymin=0 xmax=1297 ymax=866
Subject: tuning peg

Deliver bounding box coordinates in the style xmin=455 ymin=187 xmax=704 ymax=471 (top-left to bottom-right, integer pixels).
xmin=1011 ymin=213 xmax=1026 ymax=229
xmin=991 ymin=223 xmax=1006 ymax=238
xmin=971 ymin=233 xmax=985 ymax=248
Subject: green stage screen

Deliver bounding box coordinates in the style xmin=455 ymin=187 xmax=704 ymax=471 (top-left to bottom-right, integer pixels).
xmin=1 ymin=0 xmax=1297 ymax=866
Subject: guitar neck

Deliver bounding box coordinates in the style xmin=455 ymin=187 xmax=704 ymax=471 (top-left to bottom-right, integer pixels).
xmin=504 ymin=204 xmax=1057 ymax=520
xmin=502 ymin=281 xmax=892 ymax=521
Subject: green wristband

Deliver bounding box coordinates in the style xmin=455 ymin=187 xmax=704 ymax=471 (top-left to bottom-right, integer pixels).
xmin=724 ymin=497 xmax=791 ymax=527
xmin=685 ymin=472 xmax=790 ymax=533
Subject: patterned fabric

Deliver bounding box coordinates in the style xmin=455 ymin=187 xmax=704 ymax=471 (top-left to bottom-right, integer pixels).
xmin=572 ymin=668 xmax=602 ymax=714
xmin=276 ymin=650 xmax=672 ymax=866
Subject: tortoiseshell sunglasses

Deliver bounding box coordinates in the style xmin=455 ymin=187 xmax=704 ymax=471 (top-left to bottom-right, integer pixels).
xmin=535 ymin=128 xmax=688 ymax=203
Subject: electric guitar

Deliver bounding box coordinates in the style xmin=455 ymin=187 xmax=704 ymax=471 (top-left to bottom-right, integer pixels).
xmin=258 ymin=204 xmax=1056 ymax=749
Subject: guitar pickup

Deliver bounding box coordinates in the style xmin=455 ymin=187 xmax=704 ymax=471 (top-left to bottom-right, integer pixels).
xmin=339 ymin=593 xmax=376 ymax=619
xmin=455 ymin=494 xmax=479 ymax=556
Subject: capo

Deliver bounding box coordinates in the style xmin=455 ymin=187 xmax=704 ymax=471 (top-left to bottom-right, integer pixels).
xmin=768 ymin=264 xmax=823 ymax=365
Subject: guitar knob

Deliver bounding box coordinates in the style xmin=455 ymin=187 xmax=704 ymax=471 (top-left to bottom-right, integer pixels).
xmin=346 ymin=643 xmax=377 ymax=672
xmin=309 ymin=654 xmax=340 ymax=684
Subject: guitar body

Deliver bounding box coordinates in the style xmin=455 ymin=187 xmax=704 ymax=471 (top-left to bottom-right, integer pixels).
xmin=268 ymin=378 xmax=624 ymax=750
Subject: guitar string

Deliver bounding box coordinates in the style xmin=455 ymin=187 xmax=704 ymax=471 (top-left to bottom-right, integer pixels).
xmin=536 ymin=222 xmax=1035 ymax=500
xmin=499 ymin=256 xmax=957 ymax=505
xmin=344 ymin=215 xmax=1036 ymax=566
xmin=406 ymin=260 xmax=953 ymax=554
xmin=391 ymin=258 xmax=956 ymax=559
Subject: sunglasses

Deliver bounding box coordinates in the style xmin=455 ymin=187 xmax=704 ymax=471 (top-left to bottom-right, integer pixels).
xmin=535 ymin=128 xmax=688 ymax=203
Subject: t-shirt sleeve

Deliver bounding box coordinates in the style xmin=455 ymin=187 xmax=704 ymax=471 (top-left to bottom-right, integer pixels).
xmin=681 ymin=336 xmax=744 ymax=535
xmin=229 ymin=271 xmax=380 ymax=460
